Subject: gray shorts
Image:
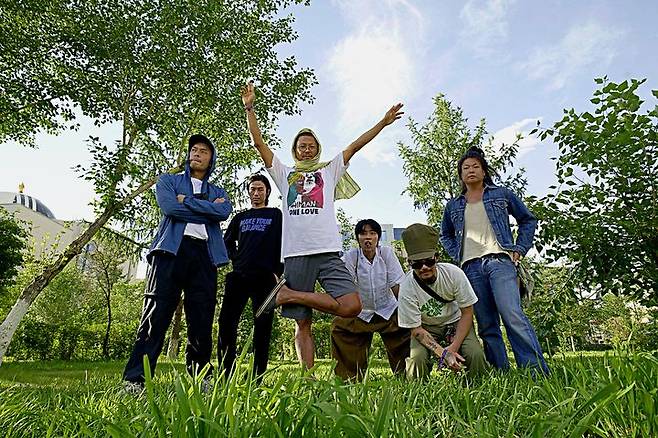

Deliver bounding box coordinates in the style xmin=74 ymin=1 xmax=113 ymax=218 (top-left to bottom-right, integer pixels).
xmin=282 ymin=252 xmax=357 ymax=320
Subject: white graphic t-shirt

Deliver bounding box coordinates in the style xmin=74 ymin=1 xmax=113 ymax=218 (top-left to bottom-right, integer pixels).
xmin=398 ymin=263 xmax=478 ymax=329
xmin=183 ymin=178 xmax=208 ymax=240
xmin=267 ymin=153 xmax=348 ymax=258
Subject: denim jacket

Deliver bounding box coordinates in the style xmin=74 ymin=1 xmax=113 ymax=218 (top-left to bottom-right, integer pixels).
xmin=147 ymin=142 xmax=233 ymax=267
xmin=440 ymin=185 xmax=537 ymax=263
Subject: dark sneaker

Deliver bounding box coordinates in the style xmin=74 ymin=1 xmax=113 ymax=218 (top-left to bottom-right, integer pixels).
xmin=201 ymin=377 xmax=214 ymax=394
xmin=123 ymin=381 xmax=145 ymax=396
xmin=255 ymin=275 xmax=286 ymax=318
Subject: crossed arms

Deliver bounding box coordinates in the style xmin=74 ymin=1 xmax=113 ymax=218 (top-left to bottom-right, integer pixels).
xmin=156 ymin=174 xmax=232 ymax=224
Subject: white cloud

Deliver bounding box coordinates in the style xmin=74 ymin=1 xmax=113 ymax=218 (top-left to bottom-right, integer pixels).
xmin=459 ymin=0 xmax=516 ymax=57
xmin=516 ymin=22 xmax=623 ymax=90
xmin=489 ymin=117 xmax=542 ymax=157
xmin=326 ymin=0 xmax=427 ymax=165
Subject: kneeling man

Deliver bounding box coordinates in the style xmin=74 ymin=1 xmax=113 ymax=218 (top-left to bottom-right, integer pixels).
xmin=398 ymin=224 xmax=487 ymax=378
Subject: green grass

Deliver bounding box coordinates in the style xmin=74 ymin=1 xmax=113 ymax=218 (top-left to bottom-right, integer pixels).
xmin=1 ymin=352 xmax=656 ymax=437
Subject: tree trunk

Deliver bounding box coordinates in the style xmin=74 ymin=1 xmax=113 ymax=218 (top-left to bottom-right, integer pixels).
xmin=102 ymin=291 xmax=112 ymax=359
xmin=0 ymin=168 xmax=177 ymax=365
xmin=167 ymin=302 xmax=184 ymax=359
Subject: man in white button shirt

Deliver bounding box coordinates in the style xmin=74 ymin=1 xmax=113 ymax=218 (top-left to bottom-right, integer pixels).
xmin=331 ymin=219 xmax=410 ymax=381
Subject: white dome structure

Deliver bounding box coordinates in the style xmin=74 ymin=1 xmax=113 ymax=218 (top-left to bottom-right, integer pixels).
xmin=0 ymin=191 xmax=56 ymax=219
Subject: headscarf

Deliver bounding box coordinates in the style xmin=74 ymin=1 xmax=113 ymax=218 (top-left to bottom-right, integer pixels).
xmin=287 ymin=128 xmax=360 ymax=200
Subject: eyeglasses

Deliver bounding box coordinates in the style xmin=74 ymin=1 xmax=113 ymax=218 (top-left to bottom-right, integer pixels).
xmin=409 ymin=257 xmax=437 ymax=270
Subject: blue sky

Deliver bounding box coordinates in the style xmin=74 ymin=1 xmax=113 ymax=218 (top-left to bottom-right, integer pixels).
xmin=2 ymin=0 xmax=657 ymax=230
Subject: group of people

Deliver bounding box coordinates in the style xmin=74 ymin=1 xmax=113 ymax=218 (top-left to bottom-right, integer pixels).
xmin=122 ymin=82 xmax=548 ymax=393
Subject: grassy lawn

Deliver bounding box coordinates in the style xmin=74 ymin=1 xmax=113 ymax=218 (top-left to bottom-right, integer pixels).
xmin=0 ymin=352 xmax=656 ymax=437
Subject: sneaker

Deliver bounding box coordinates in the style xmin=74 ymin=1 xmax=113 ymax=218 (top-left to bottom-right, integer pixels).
xmin=201 ymin=377 xmax=214 ymax=394
xmin=255 ymin=275 xmax=287 ymax=318
xmin=123 ymin=381 xmax=145 ymax=396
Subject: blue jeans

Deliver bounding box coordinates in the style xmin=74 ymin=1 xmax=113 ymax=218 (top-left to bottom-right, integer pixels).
xmin=463 ymin=255 xmax=549 ymax=374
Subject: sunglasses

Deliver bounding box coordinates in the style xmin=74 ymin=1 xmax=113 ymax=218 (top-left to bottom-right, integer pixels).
xmin=409 ymin=257 xmax=437 ymax=270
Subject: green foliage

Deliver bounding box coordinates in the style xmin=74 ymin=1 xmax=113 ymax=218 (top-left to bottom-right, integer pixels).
xmin=1 ymin=0 xmax=316 ymax=243
xmin=398 ymin=93 xmax=527 ymax=227
xmin=336 ymin=207 xmax=356 ymax=251
xmin=530 ymin=78 xmax=658 ymax=304
xmin=1 ymin=353 xmax=657 ymax=436
xmin=0 ymin=209 xmax=27 ymax=292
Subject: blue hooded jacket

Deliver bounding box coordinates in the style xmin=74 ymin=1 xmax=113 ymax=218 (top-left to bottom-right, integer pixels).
xmin=147 ymin=135 xmax=233 ymax=266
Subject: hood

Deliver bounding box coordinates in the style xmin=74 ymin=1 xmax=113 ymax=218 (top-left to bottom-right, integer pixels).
xmin=291 ymin=128 xmax=322 ymax=164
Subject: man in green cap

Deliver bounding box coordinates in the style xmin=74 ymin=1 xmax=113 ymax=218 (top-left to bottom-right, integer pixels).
xmin=398 ymin=223 xmax=487 ymax=378
xmin=241 ymin=81 xmax=403 ymax=369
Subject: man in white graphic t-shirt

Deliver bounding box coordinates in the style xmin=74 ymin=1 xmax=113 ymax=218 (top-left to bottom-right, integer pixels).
xmin=241 ymin=81 xmax=404 ymax=369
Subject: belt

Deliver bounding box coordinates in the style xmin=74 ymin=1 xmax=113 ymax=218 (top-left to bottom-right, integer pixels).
xmin=463 ymin=252 xmax=510 ymax=268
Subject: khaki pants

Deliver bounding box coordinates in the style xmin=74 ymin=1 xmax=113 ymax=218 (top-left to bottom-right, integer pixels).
xmin=406 ymin=323 xmax=487 ymax=379
xmin=331 ymin=310 xmax=410 ymax=381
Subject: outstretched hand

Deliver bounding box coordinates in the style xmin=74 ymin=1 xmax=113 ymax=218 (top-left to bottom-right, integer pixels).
xmin=241 ymin=81 xmax=256 ymax=107
xmin=383 ymin=103 xmax=404 ymax=126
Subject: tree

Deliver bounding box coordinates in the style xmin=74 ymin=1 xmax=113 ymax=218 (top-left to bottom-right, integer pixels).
xmin=530 ymin=78 xmax=658 ymax=305
xmin=398 ymin=93 xmax=526 ymax=233
xmin=0 ymin=0 xmax=316 ymax=364
xmin=85 ymin=233 xmax=137 ymax=358
xmin=0 ymin=209 xmax=27 ymax=293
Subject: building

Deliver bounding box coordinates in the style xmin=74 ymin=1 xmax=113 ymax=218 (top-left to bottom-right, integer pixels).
xmin=0 ymin=187 xmax=139 ymax=279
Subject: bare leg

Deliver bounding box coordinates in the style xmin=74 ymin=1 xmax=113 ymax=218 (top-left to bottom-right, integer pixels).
xmin=295 ymin=318 xmax=314 ymax=369
xmin=276 ymin=286 xmax=361 ymax=317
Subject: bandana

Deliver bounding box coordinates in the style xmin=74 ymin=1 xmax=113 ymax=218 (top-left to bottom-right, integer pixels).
xmin=287 ymin=128 xmax=360 ymax=200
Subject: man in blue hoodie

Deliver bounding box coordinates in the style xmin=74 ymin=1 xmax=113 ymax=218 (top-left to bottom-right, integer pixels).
xmin=123 ymin=134 xmax=232 ymax=391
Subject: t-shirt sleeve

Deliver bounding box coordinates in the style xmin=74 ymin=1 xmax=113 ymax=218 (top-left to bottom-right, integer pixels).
xmin=327 ymin=152 xmax=349 ymax=182
xmin=383 ymin=247 xmax=405 ymax=289
xmin=397 ymin=279 xmax=422 ymax=328
xmin=266 ymin=155 xmax=291 ymax=194
xmin=450 ymin=265 xmax=478 ymax=308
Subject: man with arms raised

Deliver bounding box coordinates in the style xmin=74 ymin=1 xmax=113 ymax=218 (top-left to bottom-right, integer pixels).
xmin=398 ymin=223 xmax=487 ymax=378
xmin=241 ymin=81 xmax=404 ymax=369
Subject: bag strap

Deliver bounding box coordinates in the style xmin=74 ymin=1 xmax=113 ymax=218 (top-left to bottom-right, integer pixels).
xmin=413 ymin=272 xmax=454 ymax=304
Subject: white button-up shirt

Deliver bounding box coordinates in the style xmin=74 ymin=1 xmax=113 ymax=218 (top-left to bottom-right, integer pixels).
xmin=342 ymin=246 xmax=405 ymax=322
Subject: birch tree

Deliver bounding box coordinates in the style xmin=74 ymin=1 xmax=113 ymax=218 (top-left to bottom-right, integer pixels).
xmin=0 ymin=0 xmax=316 ymax=364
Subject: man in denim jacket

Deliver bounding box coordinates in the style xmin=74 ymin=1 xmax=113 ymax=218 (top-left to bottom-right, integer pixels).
xmin=123 ymin=134 xmax=233 ymax=391
xmin=440 ymin=147 xmax=548 ymax=374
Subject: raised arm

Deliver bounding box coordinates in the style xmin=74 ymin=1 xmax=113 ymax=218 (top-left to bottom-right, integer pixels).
xmin=242 ymin=81 xmax=274 ymax=168
xmin=342 ymin=103 xmax=404 ymax=164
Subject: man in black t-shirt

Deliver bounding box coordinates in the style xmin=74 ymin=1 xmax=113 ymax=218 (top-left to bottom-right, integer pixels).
xmin=217 ymin=174 xmax=283 ymax=378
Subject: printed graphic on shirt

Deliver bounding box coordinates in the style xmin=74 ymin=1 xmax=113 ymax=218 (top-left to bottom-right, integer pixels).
xmin=420 ymin=299 xmax=445 ymax=318
xmin=286 ymin=171 xmax=324 ymax=215
xmin=239 ymin=217 xmax=273 ymax=232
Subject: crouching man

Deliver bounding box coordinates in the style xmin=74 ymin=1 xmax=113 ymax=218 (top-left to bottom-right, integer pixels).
xmin=398 ymin=224 xmax=487 ymax=378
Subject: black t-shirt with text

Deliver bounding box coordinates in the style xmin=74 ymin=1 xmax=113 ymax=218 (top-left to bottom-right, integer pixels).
xmin=223 ymin=207 xmax=283 ymax=275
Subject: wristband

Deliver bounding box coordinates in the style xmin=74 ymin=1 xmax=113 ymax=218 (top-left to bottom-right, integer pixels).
xmin=438 ymin=349 xmax=449 ymax=369
xmin=244 ymin=104 xmax=253 ymax=112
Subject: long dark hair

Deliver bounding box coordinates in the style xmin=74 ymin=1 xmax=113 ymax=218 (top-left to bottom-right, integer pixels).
xmin=457 ymin=147 xmax=497 ymax=193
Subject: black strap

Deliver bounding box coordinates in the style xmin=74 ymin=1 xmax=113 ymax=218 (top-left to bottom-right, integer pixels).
xmin=413 ymin=272 xmax=454 ymax=304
